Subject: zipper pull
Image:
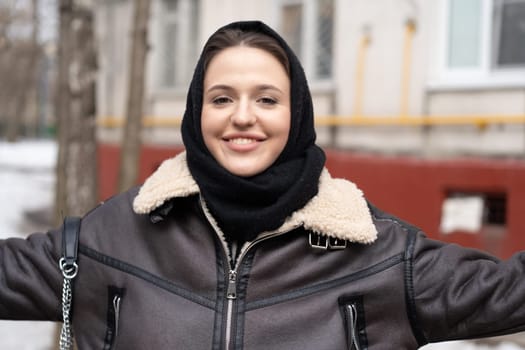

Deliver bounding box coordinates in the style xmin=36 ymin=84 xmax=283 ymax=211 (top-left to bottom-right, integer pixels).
xmin=113 ymin=295 xmax=122 ymax=339
xmin=227 ymin=270 xmax=237 ymax=300
xmin=346 ymin=304 xmax=361 ymax=350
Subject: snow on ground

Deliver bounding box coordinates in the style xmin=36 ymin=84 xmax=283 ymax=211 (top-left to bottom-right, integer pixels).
xmin=0 ymin=139 xmax=524 ymax=349
xmin=0 ymin=139 xmax=56 ymax=236
xmin=0 ymin=139 xmax=57 ymax=350
xmin=422 ymin=341 xmax=524 ymax=350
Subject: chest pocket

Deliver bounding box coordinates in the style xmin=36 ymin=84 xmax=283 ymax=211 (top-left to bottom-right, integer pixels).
xmin=338 ymin=295 xmax=368 ymax=350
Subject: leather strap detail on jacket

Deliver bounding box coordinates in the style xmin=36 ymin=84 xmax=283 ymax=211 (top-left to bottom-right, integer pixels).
xmin=404 ymin=229 xmax=428 ymax=346
xmin=309 ymin=232 xmax=348 ymax=250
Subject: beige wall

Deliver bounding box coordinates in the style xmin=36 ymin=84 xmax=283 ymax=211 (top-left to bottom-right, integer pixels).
xmin=95 ymin=0 xmax=525 ymax=156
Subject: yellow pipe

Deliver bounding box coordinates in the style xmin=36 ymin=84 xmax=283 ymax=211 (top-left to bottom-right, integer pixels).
xmin=97 ymin=116 xmax=183 ymax=128
xmin=97 ymin=115 xmax=525 ymax=128
xmin=353 ymin=31 xmax=371 ymax=117
xmin=400 ymin=19 xmax=416 ymax=118
xmin=143 ymin=116 xmax=182 ymax=127
xmin=314 ymin=115 xmax=525 ymax=127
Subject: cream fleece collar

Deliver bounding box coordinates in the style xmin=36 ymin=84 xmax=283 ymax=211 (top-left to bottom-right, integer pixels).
xmin=133 ymin=152 xmax=377 ymax=244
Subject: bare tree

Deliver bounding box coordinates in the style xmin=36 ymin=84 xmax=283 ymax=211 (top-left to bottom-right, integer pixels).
xmin=54 ymin=0 xmax=74 ymax=223
xmin=118 ymin=0 xmax=152 ymax=193
xmin=55 ymin=0 xmax=98 ymax=224
xmin=0 ymin=0 xmax=42 ymax=141
xmin=66 ymin=1 xmax=98 ymax=217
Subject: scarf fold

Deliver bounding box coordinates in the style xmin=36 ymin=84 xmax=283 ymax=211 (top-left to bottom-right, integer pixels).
xmin=181 ymin=21 xmax=325 ymax=243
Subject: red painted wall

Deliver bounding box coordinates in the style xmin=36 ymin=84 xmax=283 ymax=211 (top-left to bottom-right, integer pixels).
xmin=98 ymin=143 xmax=185 ymax=201
xmin=326 ymin=150 xmax=525 ymax=258
xmin=99 ymin=144 xmax=525 ymax=258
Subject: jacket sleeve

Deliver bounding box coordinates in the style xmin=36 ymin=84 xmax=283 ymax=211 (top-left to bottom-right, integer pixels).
xmin=408 ymin=230 xmax=525 ymax=344
xmin=0 ymin=227 xmax=63 ymax=321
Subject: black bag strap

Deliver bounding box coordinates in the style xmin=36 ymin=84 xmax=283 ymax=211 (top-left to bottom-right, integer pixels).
xmin=61 ymin=216 xmax=81 ymax=268
xmin=59 ymin=216 xmax=81 ymax=350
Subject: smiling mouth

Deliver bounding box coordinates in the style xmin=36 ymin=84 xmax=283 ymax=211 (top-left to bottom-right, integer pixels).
xmin=228 ymin=138 xmax=259 ymax=144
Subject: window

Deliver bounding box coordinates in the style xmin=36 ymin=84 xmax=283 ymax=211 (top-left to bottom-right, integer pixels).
xmin=483 ymin=193 xmax=507 ymax=225
xmin=435 ymin=0 xmax=525 ymax=87
xmin=279 ymin=0 xmax=334 ymax=81
xmin=281 ymin=3 xmax=303 ymax=60
xmin=447 ymin=0 xmax=483 ymax=68
xmin=315 ymin=0 xmax=334 ymax=79
xmin=159 ymin=0 xmax=199 ymax=88
xmin=440 ymin=191 xmax=507 ymax=234
xmin=493 ymin=0 xmax=525 ymax=67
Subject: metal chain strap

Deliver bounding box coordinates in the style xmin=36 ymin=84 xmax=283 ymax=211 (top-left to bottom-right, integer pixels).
xmin=59 ymin=258 xmax=78 ymax=350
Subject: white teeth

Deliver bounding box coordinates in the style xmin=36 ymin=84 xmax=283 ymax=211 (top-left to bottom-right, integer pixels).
xmin=230 ymin=138 xmax=255 ymax=144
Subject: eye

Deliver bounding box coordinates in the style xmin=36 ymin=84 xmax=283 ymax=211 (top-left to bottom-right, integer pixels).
xmin=212 ymin=96 xmax=232 ymax=105
xmin=258 ymin=97 xmax=278 ymax=105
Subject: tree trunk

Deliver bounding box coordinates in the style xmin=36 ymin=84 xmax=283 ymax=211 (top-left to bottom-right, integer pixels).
xmin=55 ymin=0 xmax=74 ymax=224
xmin=53 ymin=1 xmax=98 ymax=347
xmin=5 ymin=0 xmax=40 ymax=142
xmin=118 ymin=0 xmax=152 ymax=193
xmin=66 ymin=3 xmax=98 ymax=217
xmin=54 ymin=0 xmax=98 ymax=222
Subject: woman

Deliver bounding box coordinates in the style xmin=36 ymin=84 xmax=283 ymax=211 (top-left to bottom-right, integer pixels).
xmin=1 ymin=21 xmax=525 ymax=350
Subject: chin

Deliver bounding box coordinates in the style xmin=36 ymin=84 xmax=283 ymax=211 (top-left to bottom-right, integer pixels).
xmin=228 ymin=169 xmax=260 ymax=177
xmin=225 ymin=164 xmax=265 ymax=177
xmin=218 ymin=155 xmax=275 ymax=177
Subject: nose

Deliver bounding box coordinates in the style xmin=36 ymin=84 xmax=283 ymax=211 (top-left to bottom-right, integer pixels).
xmin=230 ymin=100 xmax=256 ymax=127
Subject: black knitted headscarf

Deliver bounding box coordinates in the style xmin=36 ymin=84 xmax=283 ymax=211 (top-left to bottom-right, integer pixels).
xmin=181 ymin=21 xmax=325 ymax=243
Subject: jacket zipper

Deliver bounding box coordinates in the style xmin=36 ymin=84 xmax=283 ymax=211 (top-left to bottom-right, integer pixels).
xmin=113 ymin=295 xmax=122 ymax=342
xmin=103 ymin=288 xmax=124 ymax=350
xmin=344 ymin=303 xmax=361 ymax=350
xmin=224 ymin=270 xmax=237 ymax=349
xmin=223 ymin=234 xmax=294 ymax=350
xmin=200 ymin=197 xmax=298 ymax=350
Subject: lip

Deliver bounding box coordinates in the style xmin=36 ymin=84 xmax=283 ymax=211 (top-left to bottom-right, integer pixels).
xmin=222 ymin=133 xmax=266 ymax=152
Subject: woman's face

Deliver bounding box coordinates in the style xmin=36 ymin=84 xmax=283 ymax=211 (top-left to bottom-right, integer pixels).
xmin=201 ymin=46 xmax=291 ymax=177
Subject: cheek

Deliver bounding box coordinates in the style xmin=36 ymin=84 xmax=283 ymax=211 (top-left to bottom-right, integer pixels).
xmin=276 ymin=112 xmax=291 ymax=145
xmin=200 ymin=110 xmax=217 ymax=150
xmin=201 ymin=105 xmax=220 ymax=130
xmin=201 ymin=106 xmax=227 ymax=133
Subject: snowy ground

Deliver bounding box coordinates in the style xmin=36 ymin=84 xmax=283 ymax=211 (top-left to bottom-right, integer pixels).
xmin=0 ymin=139 xmax=58 ymax=349
xmin=0 ymin=139 xmax=524 ymax=349
xmin=423 ymin=340 xmax=525 ymax=350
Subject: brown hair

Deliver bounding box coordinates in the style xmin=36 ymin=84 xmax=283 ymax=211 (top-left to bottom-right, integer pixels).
xmin=201 ymin=28 xmax=290 ymax=77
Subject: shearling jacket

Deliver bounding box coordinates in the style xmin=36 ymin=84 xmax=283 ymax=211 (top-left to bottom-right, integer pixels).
xmin=1 ymin=152 xmax=525 ymax=349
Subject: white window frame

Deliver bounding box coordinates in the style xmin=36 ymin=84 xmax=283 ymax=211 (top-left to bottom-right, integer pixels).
xmin=429 ymin=0 xmax=525 ymax=89
xmin=154 ymin=0 xmax=199 ymax=92
xmin=276 ymin=0 xmax=335 ymax=88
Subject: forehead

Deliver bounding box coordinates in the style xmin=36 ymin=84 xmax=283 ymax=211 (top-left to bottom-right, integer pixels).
xmin=203 ymin=46 xmax=290 ymax=88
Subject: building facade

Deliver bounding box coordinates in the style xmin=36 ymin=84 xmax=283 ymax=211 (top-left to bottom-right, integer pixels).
xmin=94 ymin=0 xmax=525 ymax=257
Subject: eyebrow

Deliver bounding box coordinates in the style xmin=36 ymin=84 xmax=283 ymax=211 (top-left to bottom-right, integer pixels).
xmin=205 ymin=84 xmax=285 ymax=95
xmin=205 ymin=84 xmax=234 ymax=94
